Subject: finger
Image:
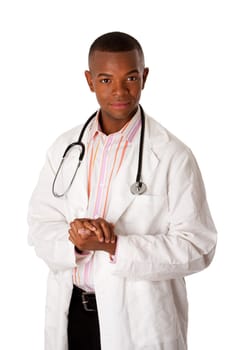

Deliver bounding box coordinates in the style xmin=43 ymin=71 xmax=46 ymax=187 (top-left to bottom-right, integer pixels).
xmin=71 ymin=219 xmax=96 ymax=235
xmin=70 ymin=221 xmax=80 ymax=235
xmin=90 ymin=221 xmax=104 ymax=242
xmin=83 ymin=221 xmax=97 ymax=232
xmin=111 ymin=234 xmax=116 ymax=243
xmin=68 ymin=229 xmax=75 ymax=243
xmin=108 ymin=223 xmax=115 ymax=243
xmin=100 ymin=221 xmax=112 ymax=243
xmin=78 ymin=228 xmax=92 ymax=236
xmin=69 ymin=228 xmax=77 ymax=239
xmin=71 ymin=218 xmax=89 ymax=230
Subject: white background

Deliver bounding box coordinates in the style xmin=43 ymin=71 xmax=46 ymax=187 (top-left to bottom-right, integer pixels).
xmin=0 ymin=0 xmax=232 ymax=349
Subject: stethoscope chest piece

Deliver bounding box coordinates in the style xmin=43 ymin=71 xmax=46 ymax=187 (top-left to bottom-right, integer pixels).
xmin=130 ymin=182 xmax=147 ymax=195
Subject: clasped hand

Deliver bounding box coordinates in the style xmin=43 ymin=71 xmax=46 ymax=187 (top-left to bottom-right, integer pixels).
xmin=68 ymin=217 xmax=117 ymax=255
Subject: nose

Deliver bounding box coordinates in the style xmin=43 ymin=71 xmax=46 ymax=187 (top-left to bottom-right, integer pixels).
xmin=112 ymin=80 xmax=129 ymax=97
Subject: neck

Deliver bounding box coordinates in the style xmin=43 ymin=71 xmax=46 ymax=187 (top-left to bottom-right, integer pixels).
xmin=99 ymin=108 xmax=138 ymax=135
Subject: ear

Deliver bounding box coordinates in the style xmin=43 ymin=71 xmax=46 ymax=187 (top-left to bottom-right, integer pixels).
xmin=142 ymin=67 xmax=149 ymax=89
xmin=84 ymin=70 xmax=95 ymax=92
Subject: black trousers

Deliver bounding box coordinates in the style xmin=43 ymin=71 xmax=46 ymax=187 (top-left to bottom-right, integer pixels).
xmin=67 ymin=285 xmax=101 ymax=350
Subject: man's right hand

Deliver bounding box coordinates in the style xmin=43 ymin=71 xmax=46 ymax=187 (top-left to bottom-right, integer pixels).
xmin=68 ymin=217 xmax=117 ymax=254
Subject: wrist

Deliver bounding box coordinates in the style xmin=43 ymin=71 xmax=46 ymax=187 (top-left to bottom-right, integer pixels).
xmin=74 ymin=245 xmax=83 ymax=254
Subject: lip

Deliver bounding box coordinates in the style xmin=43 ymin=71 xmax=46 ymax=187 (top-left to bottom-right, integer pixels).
xmin=110 ymin=102 xmax=130 ymax=110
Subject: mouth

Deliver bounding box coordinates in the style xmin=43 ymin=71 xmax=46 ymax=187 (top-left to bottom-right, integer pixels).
xmin=110 ymin=102 xmax=131 ymax=110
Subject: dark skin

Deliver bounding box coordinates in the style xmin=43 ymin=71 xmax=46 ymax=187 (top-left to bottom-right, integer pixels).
xmin=68 ymin=49 xmax=149 ymax=255
xmin=69 ymin=218 xmax=116 ymax=255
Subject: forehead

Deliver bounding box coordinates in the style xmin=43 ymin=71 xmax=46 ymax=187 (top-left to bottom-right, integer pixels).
xmin=89 ymin=50 xmax=144 ymax=73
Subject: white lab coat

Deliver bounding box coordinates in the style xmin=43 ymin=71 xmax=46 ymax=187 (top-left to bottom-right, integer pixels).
xmin=28 ymin=113 xmax=217 ymax=350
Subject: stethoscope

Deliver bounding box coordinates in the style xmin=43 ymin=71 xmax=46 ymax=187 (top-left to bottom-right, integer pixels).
xmin=52 ymin=105 xmax=147 ymax=198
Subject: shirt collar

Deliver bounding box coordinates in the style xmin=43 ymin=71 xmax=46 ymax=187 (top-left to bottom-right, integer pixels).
xmin=88 ymin=106 xmax=141 ymax=143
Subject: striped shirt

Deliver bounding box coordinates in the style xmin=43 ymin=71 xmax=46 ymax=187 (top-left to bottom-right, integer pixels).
xmin=73 ymin=107 xmax=141 ymax=291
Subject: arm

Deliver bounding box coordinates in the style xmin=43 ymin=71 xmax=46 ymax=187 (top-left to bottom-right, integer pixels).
xmin=28 ymin=152 xmax=77 ymax=272
xmin=111 ymin=149 xmax=217 ymax=281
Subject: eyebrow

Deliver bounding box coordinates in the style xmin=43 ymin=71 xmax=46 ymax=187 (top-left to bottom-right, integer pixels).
xmin=97 ymin=69 xmax=140 ymax=78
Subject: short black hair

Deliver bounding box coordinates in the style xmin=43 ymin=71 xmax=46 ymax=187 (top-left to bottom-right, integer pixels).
xmin=88 ymin=31 xmax=145 ymax=65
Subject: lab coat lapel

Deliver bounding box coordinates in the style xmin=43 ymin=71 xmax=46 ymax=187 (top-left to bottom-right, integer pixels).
xmin=66 ymin=157 xmax=88 ymax=217
xmin=106 ymin=143 xmax=138 ymax=223
xmin=107 ymin=118 xmax=159 ymax=224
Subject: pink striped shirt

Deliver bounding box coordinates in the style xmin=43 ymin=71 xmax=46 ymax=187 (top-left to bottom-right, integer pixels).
xmin=73 ymin=107 xmax=141 ymax=291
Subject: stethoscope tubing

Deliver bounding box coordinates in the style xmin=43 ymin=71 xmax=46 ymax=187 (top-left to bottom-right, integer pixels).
xmin=52 ymin=112 xmax=96 ymax=198
xmin=52 ymin=105 xmax=146 ymax=198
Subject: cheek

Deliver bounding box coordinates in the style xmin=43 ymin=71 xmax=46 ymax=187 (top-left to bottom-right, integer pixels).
xmin=94 ymin=86 xmax=110 ymax=100
xmin=131 ymin=87 xmax=142 ymax=100
xmin=130 ymin=82 xmax=143 ymax=96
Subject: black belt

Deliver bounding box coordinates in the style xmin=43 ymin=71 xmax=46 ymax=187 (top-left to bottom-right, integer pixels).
xmin=72 ymin=285 xmax=97 ymax=312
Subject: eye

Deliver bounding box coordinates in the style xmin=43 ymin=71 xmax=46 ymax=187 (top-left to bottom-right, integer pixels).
xmin=127 ymin=76 xmax=138 ymax=82
xmin=100 ymin=78 xmax=111 ymax=84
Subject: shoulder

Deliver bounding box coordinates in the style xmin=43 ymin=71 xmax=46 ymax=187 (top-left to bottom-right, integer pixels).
xmin=145 ymin=114 xmax=205 ymax=200
xmin=145 ymin=113 xmax=192 ymax=159
xmin=46 ymin=124 xmax=84 ymax=169
xmin=145 ymin=113 xmax=200 ymax=179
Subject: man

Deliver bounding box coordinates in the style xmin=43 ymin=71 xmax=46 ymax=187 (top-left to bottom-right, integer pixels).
xmin=28 ymin=32 xmax=217 ymax=350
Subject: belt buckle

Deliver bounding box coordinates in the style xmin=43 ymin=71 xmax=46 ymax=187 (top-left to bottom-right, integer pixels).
xmin=81 ymin=291 xmax=96 ymax=312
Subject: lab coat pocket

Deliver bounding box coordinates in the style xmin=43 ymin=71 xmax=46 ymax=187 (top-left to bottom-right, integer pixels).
xmin=127 ymin=280 xmax=178 ymax=345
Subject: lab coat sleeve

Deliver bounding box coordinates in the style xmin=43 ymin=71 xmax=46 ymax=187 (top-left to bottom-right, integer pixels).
xmin=27 ymin=148 xmax=76 ymax=272
xmin=111 ymin=148 xmax=217 ymax=281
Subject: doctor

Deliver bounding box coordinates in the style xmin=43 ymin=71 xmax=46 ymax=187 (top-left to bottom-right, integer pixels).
xmin=28 ymin=31 xmax=217 ymax=350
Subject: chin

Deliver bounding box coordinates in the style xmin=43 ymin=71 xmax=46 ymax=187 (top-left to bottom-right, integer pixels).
xmin=107 ymin=105 xmax=137 ymax=119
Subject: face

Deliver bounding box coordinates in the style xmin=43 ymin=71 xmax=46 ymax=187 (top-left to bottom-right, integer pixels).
xmin=85 ymin=50 xmax=149 ymax=133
